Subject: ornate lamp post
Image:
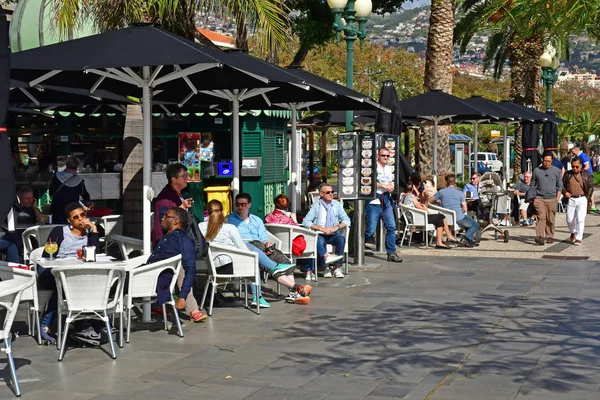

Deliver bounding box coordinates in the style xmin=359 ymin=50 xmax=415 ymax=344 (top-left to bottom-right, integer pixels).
xmin=328 ymin=0 xmax=371 ymax=266
xmin=539 ymin=48 xmax=559 ymax=112
xmin=328 ymin=0 xmax=372 ymax=130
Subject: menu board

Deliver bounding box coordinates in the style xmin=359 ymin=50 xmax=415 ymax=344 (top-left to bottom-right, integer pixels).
xmin=337 ymin=132 xmax=377 ymax=200
xmin=376 ymin=133 xmax=401 ymax=195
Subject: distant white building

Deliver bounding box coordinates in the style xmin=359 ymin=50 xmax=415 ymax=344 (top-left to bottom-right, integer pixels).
xmin=556 ymin=71 xmax=600 ymax=88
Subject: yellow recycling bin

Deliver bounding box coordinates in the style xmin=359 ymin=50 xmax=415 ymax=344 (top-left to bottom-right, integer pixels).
xmin=204 ymin=186 xmax=232 ymax=216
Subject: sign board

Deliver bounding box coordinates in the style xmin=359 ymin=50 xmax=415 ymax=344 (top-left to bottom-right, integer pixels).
xmin=337 ymin=131 xmax=376 ymax=200
xmin=375 ymin=133 xmax=401 ymax=196
xmin=490 ymin=130 xmax=501 ymax=138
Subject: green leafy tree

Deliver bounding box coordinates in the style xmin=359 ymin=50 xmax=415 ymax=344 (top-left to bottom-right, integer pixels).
xmin=51 ymin=0 xmax=289 ymax=54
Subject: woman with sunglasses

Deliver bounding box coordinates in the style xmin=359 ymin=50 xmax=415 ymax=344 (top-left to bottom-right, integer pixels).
xmin=38 ymin=202 xmax=101 ymax=343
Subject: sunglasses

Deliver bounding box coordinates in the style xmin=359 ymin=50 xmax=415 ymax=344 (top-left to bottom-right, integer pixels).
xmin=235 ymin=203 xmax=250 ymax=207
xmin=163 ymin=214 xmax=178 ymax=220
xmin=70 ymin=212 xmax=87 ymax=221
xmin=471 ymin=177 xmax=478 ymax=180
xmin=321 ymin=191 xmax=334 ymax=194
xmin=379 ymin=154 xmax=390 ymax=158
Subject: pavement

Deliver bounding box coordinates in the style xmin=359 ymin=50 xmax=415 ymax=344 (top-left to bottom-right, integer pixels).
xmin=2 ymin=211 xmax=600 ymax=399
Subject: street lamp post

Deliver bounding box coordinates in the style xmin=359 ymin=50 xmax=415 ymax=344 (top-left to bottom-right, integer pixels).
xmin=328 ymin=0 xmax=372 ymax=130
xmin=328 ymin=0 xmax=372 ymax=267
xmin=539 ymin=49 xmax=559 ymax=112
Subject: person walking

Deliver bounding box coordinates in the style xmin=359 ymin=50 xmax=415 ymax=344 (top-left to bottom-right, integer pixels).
xmin=562 ymin=157 xmax=593 ymax=246
xmin=49 ymin=157 xmax=90 ymax=224
xmin=364 ymin=147 xmax=403 ymax=262
xmin=532 ymin=152 xmax=563 ymax=245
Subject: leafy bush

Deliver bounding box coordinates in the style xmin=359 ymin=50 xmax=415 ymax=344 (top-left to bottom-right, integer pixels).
xmin=594 ymin=172 xmax=600 ymax=186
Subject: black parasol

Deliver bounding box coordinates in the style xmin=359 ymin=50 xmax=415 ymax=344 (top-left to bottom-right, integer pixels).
xmin=521 ymin=122 xmax=541 ymax=172
xmin=0 ymin=8 xmax=14 ymax=224
xmin=542 ymin=110 xmax=559 ymax=152
xmin=376 ymin=81 xmax=413 ymax=188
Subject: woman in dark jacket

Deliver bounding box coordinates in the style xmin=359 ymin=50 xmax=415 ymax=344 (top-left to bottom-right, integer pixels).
xmin=49 ymin=157 xmax=90 ymax=224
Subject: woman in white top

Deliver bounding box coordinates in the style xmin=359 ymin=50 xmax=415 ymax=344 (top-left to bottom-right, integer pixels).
xmin=199 ymin=200 xmax=270 ymax=308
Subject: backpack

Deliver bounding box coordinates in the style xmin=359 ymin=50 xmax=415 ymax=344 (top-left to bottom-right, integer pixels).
xmin=186 ymin=213 xmax=208 ymax=260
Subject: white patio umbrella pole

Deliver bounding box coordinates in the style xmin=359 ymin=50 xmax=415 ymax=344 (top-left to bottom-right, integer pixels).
xmin=433 ymin=118 xmax=439 ymax=187
xmin=474 ymin=122 xmax=479 ymax=174
xmin=232 ymin=89 xmax=240 ymax=199
xmin=503 ymin=122 xmax=509 ymax=189
xmin=290 ymin=103 xmax=299 ymax=213
xmin=142 ymin=66 xmax=153 ymax=323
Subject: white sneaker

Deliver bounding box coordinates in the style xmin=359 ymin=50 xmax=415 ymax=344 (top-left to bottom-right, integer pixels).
xmin=323 ymin=268 xmax=333 ymax=278
xmin=333 ymin=268 xmax=344 ymax=278
xmin=325 ymin=254 xmax=344 ymax=265
xmin=305 ymin=271 xmax=316 ymax=281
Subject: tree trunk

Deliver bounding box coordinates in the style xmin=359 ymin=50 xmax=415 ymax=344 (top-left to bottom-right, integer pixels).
xmin=288 ymin=45 xmax=311 ymax=68
xmin=421 ymin=0 xmax=456 ymax=181
xmin=232 ymin=2 xmax=249 ymax=51
xmin=122 ymin=105 xmax=145 ymax=239
xmin=559 ymin=137 xmax=569 ymax=157
xmin=508 ymin=34 xmax=543 ymax=179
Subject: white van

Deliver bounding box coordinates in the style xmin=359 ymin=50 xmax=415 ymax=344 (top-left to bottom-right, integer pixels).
xmin=470 ymin=152 xmax=503 ymax=172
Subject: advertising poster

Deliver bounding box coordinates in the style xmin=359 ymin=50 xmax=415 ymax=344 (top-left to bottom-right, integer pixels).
xmin=178 ymin=132 xmax=201 ymax=182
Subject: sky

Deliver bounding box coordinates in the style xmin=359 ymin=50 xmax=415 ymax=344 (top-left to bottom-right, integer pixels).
xmin=403 ymin=0 xmax=430 ymax=9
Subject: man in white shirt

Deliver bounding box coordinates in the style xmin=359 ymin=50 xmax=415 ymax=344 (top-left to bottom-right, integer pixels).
xmin=364 ymin=147 xmax=402 ymax=262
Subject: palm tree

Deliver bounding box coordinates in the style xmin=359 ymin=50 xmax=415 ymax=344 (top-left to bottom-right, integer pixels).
xmin=52 ymin=0 xmax=289 ymax=54
xmin=421 ymin=0 xmax=456 ymax=179
xmin=455 ymin=0 xmax=600 ymax=178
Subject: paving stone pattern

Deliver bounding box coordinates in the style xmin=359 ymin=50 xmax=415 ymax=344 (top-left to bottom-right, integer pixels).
xmin=1 ymin=252 xmax=599 ymax=400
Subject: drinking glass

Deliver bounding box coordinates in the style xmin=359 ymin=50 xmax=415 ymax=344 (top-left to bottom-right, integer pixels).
xmin=44 ymin=241 xmax=58 ymax=260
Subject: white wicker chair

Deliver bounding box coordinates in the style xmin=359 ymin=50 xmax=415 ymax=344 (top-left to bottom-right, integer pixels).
xmin=21 ymin=225 xmax=64 ymax=262
xmin=109 ymin=234 xmax=144 ymax=260
xmin=52 ymin=265 xmax=126 ymax=361
xmin=37 ymin=225 xmax=65 ymax=245
xmin=429 ymin=204 xmax=458 ymax=234
xmin=265 ymin=223 xmax=319 ymax=281
xmin=201 ymin=243 xmax=261 ymax=316
xmin=124 ymin=255 xmax=183 ymax=343
xmin=0 ymin=278 xmax=35 ymax=396
xmin=0 ymin=258 xmax=51 ymax=345
xmin=99 ymin=215 xmax=123 ymax=253
xmin=398 ymin=204 xmax=436 ymax=248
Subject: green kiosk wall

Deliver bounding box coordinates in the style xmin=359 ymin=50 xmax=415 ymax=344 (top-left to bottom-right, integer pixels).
xmin=241 ymin=115 xmax=288 ymax=219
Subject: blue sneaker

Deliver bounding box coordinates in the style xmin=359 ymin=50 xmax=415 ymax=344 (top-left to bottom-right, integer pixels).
xmin=251 ymin=297 xmax=271 ymax=308
xmin=271 ymin=263 xmax=296 ymax=278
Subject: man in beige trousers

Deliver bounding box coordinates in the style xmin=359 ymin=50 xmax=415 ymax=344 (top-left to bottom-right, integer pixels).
xmin=532 ymin=152 xmax=563 ymax=245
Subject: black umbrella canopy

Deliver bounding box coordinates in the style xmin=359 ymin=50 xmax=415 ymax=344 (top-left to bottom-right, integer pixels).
xmin=463 ymin=96 xmax=518 ymax=121
xmin=497 ymin=101 xmax=549 ymax=122
xmin=398 ymin=90 xmax=485 ymax=121
xmin=522 ymin=122 xmax=542 ymax=172
xmin=0 ymin=8 xmax=15 ymax=224
xmin=542 ymin=110 xmax=559 ymax=151
xmin=376 ymin=80 xmax=402 ymax=135
xmin=299 ymin=110 xmax=376 ymax=127
xmin=9 ymin=80 xmax=135 ymax=107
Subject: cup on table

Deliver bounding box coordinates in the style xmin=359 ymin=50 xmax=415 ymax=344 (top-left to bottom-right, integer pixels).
xmin=76 ymin=248 xmax=83 ymax=260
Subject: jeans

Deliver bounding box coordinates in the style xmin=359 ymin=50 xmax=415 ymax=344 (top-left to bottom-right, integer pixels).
xmin=457 ymin=215 xmax=480 ymax=242
xmin=245 ymin=242 xmax=278 ymax=272
xmin=38 ymin=266 xmax=57 ymax=328
xmin=0 ymin=239 xmax=19 ymax=263
xmin=566 ymin=196 xmax=587 ymax=240
xmin=317 ymin=231 xmax=345 ymax=268
xmin=365 ymin=194 xmax=397 ymax=255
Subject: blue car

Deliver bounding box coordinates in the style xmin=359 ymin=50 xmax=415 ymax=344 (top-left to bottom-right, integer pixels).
xmin=470 ymin=161 xmax=492 ymax=173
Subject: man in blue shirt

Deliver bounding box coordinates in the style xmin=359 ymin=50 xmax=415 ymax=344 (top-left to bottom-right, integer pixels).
xmin=149 ymin=207 xmax=207 ymax=322
xmin=435 ymin=175 xmax=480 ymax=247
xmin=303 ymin=183 xmax=355 ymax=276
xmin=463 ymin=172 xmax=484 ymax=219
xmin=228 ymin=193 xmax=312 ymax=304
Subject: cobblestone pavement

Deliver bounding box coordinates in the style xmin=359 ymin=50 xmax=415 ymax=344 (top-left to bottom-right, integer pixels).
xmin=2 ymin=208 xmax=600 ymax=399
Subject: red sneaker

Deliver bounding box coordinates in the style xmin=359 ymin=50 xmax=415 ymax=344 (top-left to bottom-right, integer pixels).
xmin=190 ymin=310 xmax=208 ymax=322
xmin=296 ymin=285 xmax=312 ymax=297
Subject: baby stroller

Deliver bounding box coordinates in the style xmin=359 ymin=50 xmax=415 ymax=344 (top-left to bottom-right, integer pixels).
xmin=477 ymin=172 xmax=511 ymax=243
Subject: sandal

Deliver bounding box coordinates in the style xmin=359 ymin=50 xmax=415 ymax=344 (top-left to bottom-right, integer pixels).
xmin=190 ymin=310 xmax=208 ymax=322
xmin=435 ymin=245 xmax=451 ymax=250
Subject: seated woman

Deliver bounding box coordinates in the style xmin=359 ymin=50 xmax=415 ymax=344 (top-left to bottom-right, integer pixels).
xmin=264 ymin=194 xmax=316 ymax=281
xmin=39 ymin=202 xmax=101 ymax=343
xmin=199 ymin=200 xmax=271 ymax=308
xmin=402 ymin=178 xmax=459 ymax=249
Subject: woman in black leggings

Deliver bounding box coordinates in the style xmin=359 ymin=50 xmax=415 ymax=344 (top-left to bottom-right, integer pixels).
xmin=404 ymin=176 xmax=459 ymax=249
